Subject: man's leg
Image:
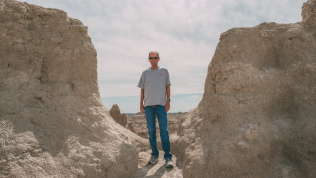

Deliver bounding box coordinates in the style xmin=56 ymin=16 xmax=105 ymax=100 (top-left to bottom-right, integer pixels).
xmin=156 ymin=105 xmax=172 ymax=160
xmin=144 ymin=106 xmax=159 ymax=157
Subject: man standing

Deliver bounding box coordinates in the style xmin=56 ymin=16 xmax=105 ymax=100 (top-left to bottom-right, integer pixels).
xmin=137 ymin=51 xmax=173 ymax=168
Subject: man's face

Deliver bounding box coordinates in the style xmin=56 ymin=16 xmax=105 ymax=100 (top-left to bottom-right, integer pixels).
xmin=148 ymin=53 xmax=160 ymax=66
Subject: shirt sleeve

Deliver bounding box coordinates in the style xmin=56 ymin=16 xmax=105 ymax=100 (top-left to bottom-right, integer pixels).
xmin=137 ymin=72 xmax=144 ymax=89
xmin=166 ymin=69 xmax=171 ymax=86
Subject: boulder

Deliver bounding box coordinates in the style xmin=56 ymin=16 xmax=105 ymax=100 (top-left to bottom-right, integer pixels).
xmin=177 ymin=0 xmax=316 ymax=177
xmin=0 ymin=1 xmax=146 ymax=177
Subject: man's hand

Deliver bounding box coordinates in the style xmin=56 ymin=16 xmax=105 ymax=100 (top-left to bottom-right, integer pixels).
xmin=140 ymin=103 xmax=145 ymax=114
xmin=165 ymin=101 xmax=170 ymax=112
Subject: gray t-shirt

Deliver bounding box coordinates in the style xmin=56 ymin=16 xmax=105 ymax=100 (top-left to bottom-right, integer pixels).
xmin=137 ymin=67 xmax=171 ymax=107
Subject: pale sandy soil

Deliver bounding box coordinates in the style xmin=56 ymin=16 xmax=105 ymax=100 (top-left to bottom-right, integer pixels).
xmin=132 ymin=150 xmax=183 ymax=178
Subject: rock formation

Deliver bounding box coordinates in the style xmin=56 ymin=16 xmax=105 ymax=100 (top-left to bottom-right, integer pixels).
xmin=0 ymin=1 xmax=147 ymax=177
xmin=109 ymin=104 xmax=127 ymax=127
xmin=177 ymin=0 xmax=316 ymax=177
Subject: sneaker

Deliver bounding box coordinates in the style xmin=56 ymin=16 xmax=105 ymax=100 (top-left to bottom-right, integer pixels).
xmin=148 ymin=156 xmax=159 ymax=165
xmin=165 ymin=158 xmax=174 ymax=168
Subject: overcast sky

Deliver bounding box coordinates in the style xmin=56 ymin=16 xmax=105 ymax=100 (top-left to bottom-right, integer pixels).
xmin=22 ymin=0 xmax=306 ymax=112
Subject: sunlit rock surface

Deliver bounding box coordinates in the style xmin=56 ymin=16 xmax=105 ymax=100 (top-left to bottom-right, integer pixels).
xmin=0 ymin=1 xmax=147 ymax=177
xmin=177 ymin=0 xmax=316 ymax=177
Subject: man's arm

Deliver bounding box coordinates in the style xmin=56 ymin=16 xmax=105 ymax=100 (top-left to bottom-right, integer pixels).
xmin=140 ymin=89 xmax=145 ymax=114
xmin=165 ymin=84 xmax=170 ymax=112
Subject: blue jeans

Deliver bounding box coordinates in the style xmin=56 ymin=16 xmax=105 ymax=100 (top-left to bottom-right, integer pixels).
xmin=145 ymin=105 xmax=172 ymax=160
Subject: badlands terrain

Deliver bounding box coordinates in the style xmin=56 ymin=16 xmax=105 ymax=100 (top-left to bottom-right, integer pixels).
xmin=109 ymin=104 xmax=186 ymax=140
xmin=1 ymin=0 xmax=316 ymax=177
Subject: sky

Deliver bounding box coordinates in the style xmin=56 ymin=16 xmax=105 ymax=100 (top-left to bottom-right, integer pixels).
xmin=22 ymin=0 xmax=306 ymax=113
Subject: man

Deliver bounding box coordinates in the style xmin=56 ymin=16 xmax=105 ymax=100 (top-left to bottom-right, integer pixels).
xmin=137 ymin=51 xmax=173 ymax=168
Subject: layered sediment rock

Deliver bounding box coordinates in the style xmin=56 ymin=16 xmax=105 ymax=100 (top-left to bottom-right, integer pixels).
xmin=177 ymin=0 xmax=316 ymax=177
xmin=0 ymin=1 xmax=146 ymax=177
xmin=109 ymin=104 xmax=127 ymax=127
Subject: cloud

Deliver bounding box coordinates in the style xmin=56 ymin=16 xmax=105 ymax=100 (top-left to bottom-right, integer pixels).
xmin=186 ymin=95 xmax=203 ymax=101
xmin=23 ymin=0 xmax=306 ymax=99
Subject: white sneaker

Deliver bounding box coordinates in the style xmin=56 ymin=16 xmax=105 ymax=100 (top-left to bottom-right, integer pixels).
xmin=165 ymin=158 xmax=174 ymax=168
xmin=148 ymin=156 xmax=159 ymax=165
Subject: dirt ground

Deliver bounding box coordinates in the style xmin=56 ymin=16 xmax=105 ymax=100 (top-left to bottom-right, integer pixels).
xmin=132 ymin=150 xmax=183 ymax=178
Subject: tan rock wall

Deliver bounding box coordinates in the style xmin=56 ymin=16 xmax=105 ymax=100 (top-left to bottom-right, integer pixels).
xmin=177 ymin=0 xmax=316 ymax=177
xmin=0 ymin=1 xmax=147 ymax=177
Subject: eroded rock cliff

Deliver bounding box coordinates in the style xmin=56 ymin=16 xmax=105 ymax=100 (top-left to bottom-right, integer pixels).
xmin=177 ymin=0 xmax=316 ymax=177
xmin=0 ymin=1 xmax=146 ymax=177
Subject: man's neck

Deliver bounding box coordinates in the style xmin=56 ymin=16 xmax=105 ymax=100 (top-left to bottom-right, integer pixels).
xmin=150 ymin=66 xmax=159 ymax=70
